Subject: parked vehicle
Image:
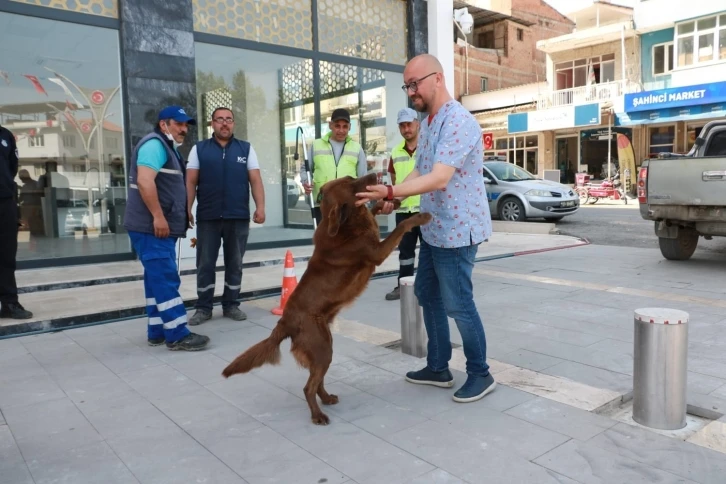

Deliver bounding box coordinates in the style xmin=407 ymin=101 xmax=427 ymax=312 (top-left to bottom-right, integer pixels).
xmin=483 ymin=161 xmax=580 ymax=222
xmin=575 ymin=170 xmax=628 ymax=205
xmin=639 ymin=120 xmax=726 ymax=260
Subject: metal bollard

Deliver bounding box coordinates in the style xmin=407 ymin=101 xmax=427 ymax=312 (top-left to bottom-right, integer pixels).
xmin=399 ymin=276 xmax=427 ymax=358
xmin=632 ymin=308 xmax=689 ymax=430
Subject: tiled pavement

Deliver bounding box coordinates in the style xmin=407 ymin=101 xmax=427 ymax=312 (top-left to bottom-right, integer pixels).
xmin=4 ymin=242 xmax=726 ymax=483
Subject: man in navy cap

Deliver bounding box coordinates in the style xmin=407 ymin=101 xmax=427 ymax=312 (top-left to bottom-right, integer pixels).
xmin=124 ymin=105 xmax=210 ymax=351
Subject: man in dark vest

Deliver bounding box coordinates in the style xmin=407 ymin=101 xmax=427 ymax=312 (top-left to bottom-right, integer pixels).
xmin=0 ymin=124 xmax=32 ymax=319
xmin=185 ymin=107 xmax=266 ymax=326
xmin=124 ymin=106 xmax=209 ymax=351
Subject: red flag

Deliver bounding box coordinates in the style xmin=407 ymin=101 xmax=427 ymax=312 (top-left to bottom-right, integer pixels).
xmin=23 ymin=75 xmax=48 ymax=96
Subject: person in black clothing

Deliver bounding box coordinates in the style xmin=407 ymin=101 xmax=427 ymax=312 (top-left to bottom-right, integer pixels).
xmin=0 ymin=125 xmax=33 ymax=319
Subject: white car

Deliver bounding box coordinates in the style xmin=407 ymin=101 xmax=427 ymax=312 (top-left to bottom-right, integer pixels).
xmin=483 ymin=161 xmax=579 ymax=222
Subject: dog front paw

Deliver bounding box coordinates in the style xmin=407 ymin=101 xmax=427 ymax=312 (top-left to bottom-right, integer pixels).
xmin=409 ymin=212 xmax=433 ymax=226
xmin=322 ymin=394 xmax=339 ymax=405
xmin=311 ymin=412 xmax=330 ymax=425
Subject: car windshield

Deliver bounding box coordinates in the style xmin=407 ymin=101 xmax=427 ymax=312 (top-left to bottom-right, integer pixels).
xmin=485 ymin=162 xmax=536 ymax=182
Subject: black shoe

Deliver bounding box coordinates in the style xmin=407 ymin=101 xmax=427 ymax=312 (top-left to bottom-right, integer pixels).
xmin=147 ymin=337 xmax=166 ymax=346
xmin=166 ymin=332 xmax=210 ymax=351
xmin=0 ymin=302 xmax=33 ymax=320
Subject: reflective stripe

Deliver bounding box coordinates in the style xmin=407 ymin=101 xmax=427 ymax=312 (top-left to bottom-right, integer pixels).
xmin=342 ymin=150 xmax=359 ymax=158
xmin=159 ymin=168 xmax=182 ymax=175
xmin=157 ymin=296 xmax=183 ymax=312
xmin=312 ymin=150 xmax=330 ymax=157
xmin=130 ymin=183 xmax=138 ymax=189
xmin=163 ymin=314 xmax=187 ymax=330
xmin=283 ymin=267 xmax=296 ymax=277
xmin=392 ymin=156 xmax=411 ymax=163
xmin=398 ymin=206 xmax=420 ymax=213
xmin=224 ymin=282 xmax=241 ymax=290
xmin=148 ymin=317 xmax=163 ymax=326
xmin=146 ymin=298 xmax=156 ymax=306
xmin=197 ymin=284 xmax=215 ymax=292
xmin=400 ymin=258 xmax=415 ymax=266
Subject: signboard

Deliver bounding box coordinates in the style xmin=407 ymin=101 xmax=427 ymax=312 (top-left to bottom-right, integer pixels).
xmin=482 ymin=132 xmax=493 ymax=150
xmin=624 ymin=81 xmax=726 ymax=113
xmin=507 ymin=102 xmax=600 ymax=134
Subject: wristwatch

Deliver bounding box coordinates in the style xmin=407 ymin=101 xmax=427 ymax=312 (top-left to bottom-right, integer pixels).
xmin=386 ymin=185 xmax=394 ymax=201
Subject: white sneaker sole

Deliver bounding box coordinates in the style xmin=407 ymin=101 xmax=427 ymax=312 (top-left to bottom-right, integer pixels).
xmin=405 ymin=376 xmax=455 ymax=388
xmin=452 ymin=381 xmax=497 ymax=403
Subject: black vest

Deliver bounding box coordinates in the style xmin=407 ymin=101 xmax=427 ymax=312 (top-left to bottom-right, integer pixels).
xmin=195 ymin=136 xmax=251 ymax=221
xmin=124 ymin=131 xmax=188 ymax=237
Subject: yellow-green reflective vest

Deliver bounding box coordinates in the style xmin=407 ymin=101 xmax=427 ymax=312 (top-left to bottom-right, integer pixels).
xmin=390 ymin=140 xmax=420 ymax=213
xmin=311 ymin=133 xmax=360 ymax=204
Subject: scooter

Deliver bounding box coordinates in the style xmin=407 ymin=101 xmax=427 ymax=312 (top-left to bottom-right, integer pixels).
xmin=576 ymin=171 xmax=627 ymax=205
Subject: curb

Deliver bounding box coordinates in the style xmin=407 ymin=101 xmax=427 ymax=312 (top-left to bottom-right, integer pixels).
xmin=1 ymin=240 xmax=588 ymax=340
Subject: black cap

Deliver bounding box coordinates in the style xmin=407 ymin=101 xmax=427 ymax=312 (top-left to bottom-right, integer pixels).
xmin=330 ymin=108 xmax=351 ymax=123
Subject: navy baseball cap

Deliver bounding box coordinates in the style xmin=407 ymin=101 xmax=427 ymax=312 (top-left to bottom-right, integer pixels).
xmin=158 ymin=105 xmax=196 ymax=125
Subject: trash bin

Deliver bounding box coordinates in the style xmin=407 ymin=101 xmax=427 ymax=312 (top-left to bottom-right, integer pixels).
xmin=399 ymin=276 xmax=427 ymax=358
xmin=632 ymin=308 xmax=689 ymax=430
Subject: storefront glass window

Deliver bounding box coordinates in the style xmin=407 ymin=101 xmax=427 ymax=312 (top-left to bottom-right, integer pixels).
xmin=1 ymin=12 xmax=128 ymax=262
xmin=194 ymin=44 xmax=406 ymax=241
xmin=649 ymin=126 xmax=675 ymax=157
xmin=317 ymin=0 xmax=407 ymax=65
xmin=487 ymin=135 xmax=538 ymax=173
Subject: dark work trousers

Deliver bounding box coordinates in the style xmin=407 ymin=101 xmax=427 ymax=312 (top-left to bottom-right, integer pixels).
xmin=313 ymin=206 xmax=322 ymax=226
xmin=0 ymin=197 xmax=19 ymax=304
xmin=195 ymin=219 xmax=250 ymax=312
xmin=396 ymin=211 xmax=422 ymax=285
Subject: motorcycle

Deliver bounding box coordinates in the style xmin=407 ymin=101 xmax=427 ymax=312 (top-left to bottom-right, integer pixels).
xmin=575 ymin=170 xmax=627 ymax=205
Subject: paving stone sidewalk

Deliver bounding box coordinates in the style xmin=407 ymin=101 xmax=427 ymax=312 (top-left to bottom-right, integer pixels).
xmin=2 ymin=284 xmax=726 ymax=483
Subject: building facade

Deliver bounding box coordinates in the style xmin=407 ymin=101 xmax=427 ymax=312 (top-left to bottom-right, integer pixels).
xmin=1 ymin=0 xmax=430 ymax=269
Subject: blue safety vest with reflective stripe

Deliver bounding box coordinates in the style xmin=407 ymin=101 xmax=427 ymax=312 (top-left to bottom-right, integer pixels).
xmin=124 ymin=131 xmax=188 ymax=237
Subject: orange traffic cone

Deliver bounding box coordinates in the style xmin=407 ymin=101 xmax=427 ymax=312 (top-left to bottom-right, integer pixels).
xmin=272 ymin=250 xmax=298 ymax=315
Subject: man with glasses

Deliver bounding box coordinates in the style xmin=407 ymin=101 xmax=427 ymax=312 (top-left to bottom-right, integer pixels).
xmin=356 ymin=54 xmax=496 ymax=403
xmin=301 ymin=108 xmax=368 ymax=225
xmin=186 ymin=107 xmax=266 ymax=326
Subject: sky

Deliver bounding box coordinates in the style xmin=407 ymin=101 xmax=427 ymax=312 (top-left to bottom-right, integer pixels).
xmin=544 ymin=0 xmax=637 ymax=15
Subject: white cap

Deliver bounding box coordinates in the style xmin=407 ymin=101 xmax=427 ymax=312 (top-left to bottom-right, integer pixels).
xmin=397 ymin=108 xmax=418 ymax=124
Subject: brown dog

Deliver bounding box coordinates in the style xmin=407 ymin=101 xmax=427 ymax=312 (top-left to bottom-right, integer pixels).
xmin=222 ymin=173 xmax=432 ymax=424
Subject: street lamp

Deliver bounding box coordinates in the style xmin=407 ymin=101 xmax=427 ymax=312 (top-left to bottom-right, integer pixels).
xmin=454 ymin=7 xmax=475 ymax=95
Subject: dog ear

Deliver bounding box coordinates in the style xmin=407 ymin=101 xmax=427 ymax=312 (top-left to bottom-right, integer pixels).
xmin=327 ymin=203 xmax=350 ymax=236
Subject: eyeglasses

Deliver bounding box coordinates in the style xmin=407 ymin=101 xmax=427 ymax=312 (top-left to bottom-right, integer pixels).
xmin=401 ymin=72 xmax=437 ymax=93
xmin=213 ymin=117 xmax=234 ymax=124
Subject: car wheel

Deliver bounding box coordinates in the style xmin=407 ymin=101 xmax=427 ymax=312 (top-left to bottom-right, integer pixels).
xmin=498 ymin=197 xmax=526 ymax=222
xmin=658 ymin=228 xmax=698 ymax=261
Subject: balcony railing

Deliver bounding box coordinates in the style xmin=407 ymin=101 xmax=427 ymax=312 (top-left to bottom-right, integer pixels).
xmin=536 ymin=80 xmax=641 ymax=110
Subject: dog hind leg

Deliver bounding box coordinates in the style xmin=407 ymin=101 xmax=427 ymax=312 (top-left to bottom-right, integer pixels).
xmin=304 ymin=364 xmax=330 ymax=425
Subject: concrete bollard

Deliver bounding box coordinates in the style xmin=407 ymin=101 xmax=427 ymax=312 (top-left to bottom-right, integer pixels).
xmin=399 ymin=276 xmax=427 ymax=358
xmin=632 ymin=308 xmax=689 ymax=430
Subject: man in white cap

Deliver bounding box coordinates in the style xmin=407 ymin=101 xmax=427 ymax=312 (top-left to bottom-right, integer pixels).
xmin=384 ymin=107 xmax=422 ymax=301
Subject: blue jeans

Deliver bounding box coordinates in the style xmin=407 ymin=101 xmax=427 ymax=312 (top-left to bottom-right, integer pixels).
xmin=195 ymin=219 xmax=250 ymax=312
xmin=128 ymin=231 xmax=190 ymax=343
xmin=414 ymin=240 xmax=490 ymax=377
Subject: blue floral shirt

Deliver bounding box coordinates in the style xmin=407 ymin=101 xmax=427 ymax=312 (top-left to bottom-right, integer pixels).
xmin=415 ymin=100 xmax=492 ymax=248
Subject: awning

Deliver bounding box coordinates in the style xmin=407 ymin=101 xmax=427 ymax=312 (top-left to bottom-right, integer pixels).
xmin=615 ymin=102 xmax=726 ymax=126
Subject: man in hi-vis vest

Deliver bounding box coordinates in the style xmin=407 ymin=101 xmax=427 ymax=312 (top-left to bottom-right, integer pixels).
xmin=384 ymin=108 xmax=422 ymax=301
xmin=301 ymin=108 xmax=367 ymax=225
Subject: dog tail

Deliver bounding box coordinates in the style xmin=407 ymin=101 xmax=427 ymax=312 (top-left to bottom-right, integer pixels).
xmin=222 ymin=323 xmax=288 ymax=378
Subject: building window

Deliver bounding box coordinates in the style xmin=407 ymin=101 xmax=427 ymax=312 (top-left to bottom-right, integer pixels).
xmin=62 ymin=135 xmax=76 ymax=148
xmin=675 ymin=14 xmax=726 ymax=67
xmin=1 ymin=11 xmax=128 ymax=262
xmin=478 ymin=30 xmax=495 ymax=49
xmin=652 ymin=42 xmax=674 ymax=75
xmin=517 ymin=28 xmax=523 ymax=41
xmin=555 ymin=53 xmax=616 ymax=90
xmin=28 ymin=135 xmax=45 ymax=147
xmin=649 ymin=126 xmax=675 ymax=157
xmin=194 ymin=42 xmax=406 ymax=240
xmin=485 ymin=135 xmax=538 ymax=173
xmin=480 ymin=77 xmax=488 ymax=92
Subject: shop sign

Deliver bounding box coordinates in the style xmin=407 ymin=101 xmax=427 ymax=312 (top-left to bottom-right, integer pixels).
xmin=507 ymin=102 xmax=600 ymax=134
xmin=624 ymin=81 xmax=726 ymax=113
